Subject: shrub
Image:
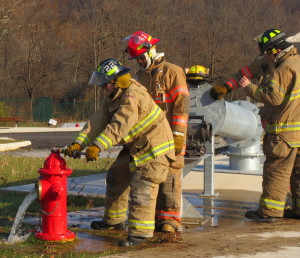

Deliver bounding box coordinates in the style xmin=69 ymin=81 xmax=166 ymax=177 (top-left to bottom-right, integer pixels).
xmin=0 ymin=102 xmax=10 ymax=117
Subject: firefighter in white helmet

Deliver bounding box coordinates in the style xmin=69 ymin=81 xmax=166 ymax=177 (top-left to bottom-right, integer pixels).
xmin=211 ymin=29 xmax=300 ymax=222
xmin=65 ymin=58 xmax=175 ymax=246
xmin=126 ymin=31 xmax=190 ymax=233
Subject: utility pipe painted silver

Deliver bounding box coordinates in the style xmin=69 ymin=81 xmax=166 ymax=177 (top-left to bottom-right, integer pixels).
xmin=189 ymin=83 xmax=263 ymax=172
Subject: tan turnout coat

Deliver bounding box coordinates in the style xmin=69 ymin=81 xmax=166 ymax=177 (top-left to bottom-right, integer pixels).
xmin=247 ymin=47 xmax=300 ymax=147
xmin=74 ymin=79 xmax=176 ymax=169
xmin=136 ymin=57 xmax=190 ymax=166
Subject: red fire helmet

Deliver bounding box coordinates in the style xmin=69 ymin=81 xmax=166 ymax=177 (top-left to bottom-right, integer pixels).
xmin=127 ymin=31 xmax=160 ymax=60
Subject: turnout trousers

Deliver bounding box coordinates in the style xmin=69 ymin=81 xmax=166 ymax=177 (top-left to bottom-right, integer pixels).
xmin=156 ymin=156 xmax=183 ymax=230
xmin=103 ymin=148 xmax=169 ymax=238
xmin=156 ymin=166 xmax=182 ymax=229
xmin=259 ymin=134 xmax=300 ymax=217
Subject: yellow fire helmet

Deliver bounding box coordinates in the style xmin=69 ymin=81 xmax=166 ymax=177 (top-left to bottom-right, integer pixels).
xmin=186 ymin=65 xmax=209 ymax=81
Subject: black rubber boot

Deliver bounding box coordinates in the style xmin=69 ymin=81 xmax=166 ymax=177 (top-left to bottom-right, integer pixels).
xmin=118 ymin=236 xmax=147 ymax=247
xmin=283 ymin=208 xmax=300 ymax=219
xmin=90 ymin=220 xmax=125 ymax=230
xmin=245 ymin=210 xmax=275 ymax=222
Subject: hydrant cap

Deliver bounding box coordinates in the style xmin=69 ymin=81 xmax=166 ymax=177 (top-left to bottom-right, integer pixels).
xmin=39 ymin=153 xmax=72 ymax=176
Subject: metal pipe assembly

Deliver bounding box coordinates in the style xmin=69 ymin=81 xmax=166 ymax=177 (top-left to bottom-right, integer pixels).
xmin=188 ymin=83 xmax=263 ymax=173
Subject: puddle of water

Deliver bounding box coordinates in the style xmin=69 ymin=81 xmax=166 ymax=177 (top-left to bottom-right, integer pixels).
xmin=75 ymin=232 xmax=121 ymax=252
xmin=182 ymin=189 xmax=260 ymax=231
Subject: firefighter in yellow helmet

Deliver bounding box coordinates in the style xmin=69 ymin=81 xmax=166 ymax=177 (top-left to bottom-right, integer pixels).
xmin=211 ymin=29 xmax=300 ymax=222
xmin=186 ymin=65 xmax=210 ymax=87
xmin=65 ymin=58 xmax=176 ymax=246
xmin=126 ymin=31 xmax=190 ymax=233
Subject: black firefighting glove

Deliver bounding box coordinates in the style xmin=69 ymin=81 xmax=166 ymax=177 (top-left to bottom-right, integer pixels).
xmin=64 ymin=143 xmax=82 ymax=158
xmin=173 ymin=134 xmax=184 ymax=155
xmin=210 ymin=83 xmax=232 ymax=100
xmin=85 ymin=145 xmax=100 ymax=162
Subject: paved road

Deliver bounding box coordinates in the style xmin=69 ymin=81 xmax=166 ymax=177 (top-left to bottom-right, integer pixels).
xmin=0 ymin=131 xmax=78 ymax=149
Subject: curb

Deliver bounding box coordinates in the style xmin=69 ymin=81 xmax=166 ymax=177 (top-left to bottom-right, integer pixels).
xmin=0 ymin=126 xmax=83 ymax=152
xmin=0 ymin=140 xmax=32 ymax=152
xmin=0 ymin=127 xmax=83 ymax=133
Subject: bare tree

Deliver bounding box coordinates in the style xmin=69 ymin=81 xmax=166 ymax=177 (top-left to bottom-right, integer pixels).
xmin=0 ymin=0 xmax=299 ymax=108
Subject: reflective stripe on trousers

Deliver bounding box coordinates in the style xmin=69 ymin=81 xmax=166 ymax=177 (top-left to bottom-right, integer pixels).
xmin=259 ymin=197 xmax=285 ymax=211
xmin=105 ymin=208 xmax=127 ymax=219
xmin=156 ymin=211 xmax=181 ymax=222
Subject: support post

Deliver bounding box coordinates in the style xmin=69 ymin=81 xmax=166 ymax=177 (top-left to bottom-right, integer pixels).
xmin=202 ymin=136 xmax=216 ymax=196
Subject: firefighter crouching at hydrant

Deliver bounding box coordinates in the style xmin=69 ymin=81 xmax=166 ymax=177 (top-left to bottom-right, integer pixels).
xmin=65 ymin=58 xmax=176 ymax=246
xmin=210 ymin=29 xmax=300 ymax=222
xmin=126 ymin=31 xmax=190 ymax=233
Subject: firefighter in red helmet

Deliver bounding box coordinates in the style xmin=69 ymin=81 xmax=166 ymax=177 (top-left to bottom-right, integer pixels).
xmin=126 ymin=31 xmax=190 ymax=233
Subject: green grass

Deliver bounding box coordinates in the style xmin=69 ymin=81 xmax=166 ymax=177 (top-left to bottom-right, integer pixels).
xmin=0 ymin=155 xmax=114 ymax=188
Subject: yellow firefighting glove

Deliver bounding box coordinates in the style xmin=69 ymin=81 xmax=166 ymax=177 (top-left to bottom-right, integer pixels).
xmin=173 ymin=134 xmax=184 ymax=155
xmin=64 ymin=143 xmax=82 ymax=158
xmin=85 ymin=145 xmax=100 ymax=162
xmin=210 ymin=84 xmax=231 ymax=100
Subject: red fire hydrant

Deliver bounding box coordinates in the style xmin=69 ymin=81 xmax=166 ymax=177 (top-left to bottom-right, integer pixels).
xmin=35 ymin=149 xmax=76 ymax=241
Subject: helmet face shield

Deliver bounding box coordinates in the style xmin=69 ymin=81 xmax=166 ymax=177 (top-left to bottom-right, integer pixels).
xmin=89 ymin=58 xmax=130 ymax=87
xmin=88 ymin=71 xmax=110 ymax=86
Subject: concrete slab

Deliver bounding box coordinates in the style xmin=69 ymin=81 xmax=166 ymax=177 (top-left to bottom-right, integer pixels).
xmin=183 ymin=171 xmax=262 ymax=192
xmin=183 ymin=154 xmax=263 ymax=192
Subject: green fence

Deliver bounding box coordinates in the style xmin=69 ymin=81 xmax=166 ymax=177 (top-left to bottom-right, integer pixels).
xmin=33 ymin=97 xmax=53 ymax=122
xmin=0 ymin=98 xmax=95 ymax=123
xmin=52 ymin=101 xmax=95 ymax=122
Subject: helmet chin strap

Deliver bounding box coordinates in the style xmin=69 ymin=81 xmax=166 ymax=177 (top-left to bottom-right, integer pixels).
xmin=143 ymin=52 xmax=152 ymax=70
xmin=140 ymin=48 xmax=165 ymax=71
